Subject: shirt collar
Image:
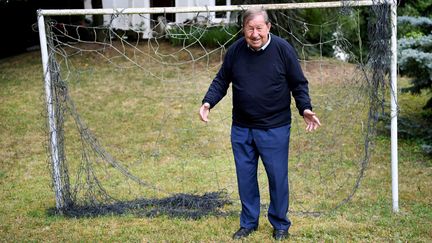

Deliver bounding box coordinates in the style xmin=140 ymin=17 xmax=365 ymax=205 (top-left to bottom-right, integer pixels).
xmin=248 ymin=33 xmax=272 ymax=52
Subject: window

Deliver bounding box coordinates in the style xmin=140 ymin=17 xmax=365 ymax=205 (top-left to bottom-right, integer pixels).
xmin=215 ymin=0 xmax=226 ymax=19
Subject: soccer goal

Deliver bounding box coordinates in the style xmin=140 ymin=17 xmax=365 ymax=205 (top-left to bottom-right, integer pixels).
xmin=37 ymin=0 xmax=399 ymax=217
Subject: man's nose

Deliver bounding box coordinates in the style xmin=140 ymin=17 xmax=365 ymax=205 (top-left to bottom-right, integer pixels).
xmin=252 ymin=29 xmax=259 ymax=37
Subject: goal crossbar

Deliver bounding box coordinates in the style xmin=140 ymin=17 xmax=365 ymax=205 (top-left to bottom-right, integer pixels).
xmin=37 ymin=0 xmax=387 ymax=16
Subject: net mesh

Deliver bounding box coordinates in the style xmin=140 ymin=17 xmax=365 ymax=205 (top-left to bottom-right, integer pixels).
xmin=40 ymin=1 xmax=393 ymax=218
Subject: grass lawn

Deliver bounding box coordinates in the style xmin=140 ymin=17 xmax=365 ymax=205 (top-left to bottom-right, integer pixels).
xmin=0 ymin=42 xmax=431 ymax=242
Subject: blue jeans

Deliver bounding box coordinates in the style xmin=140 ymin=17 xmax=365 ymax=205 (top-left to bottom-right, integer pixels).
xmin=231 ymin=124 xmax=291 ymax=230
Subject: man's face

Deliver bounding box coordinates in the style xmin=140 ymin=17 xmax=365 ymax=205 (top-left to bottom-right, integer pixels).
xmin=243 ymin=14 xmax=271 ymax=50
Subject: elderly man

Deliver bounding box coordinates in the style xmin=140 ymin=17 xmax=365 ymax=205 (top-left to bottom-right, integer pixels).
xmin=199 ymin=7 xmax=320 ymax=240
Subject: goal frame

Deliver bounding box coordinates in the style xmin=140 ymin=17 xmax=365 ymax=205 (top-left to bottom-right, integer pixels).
xmin=37 ymin=0 xmax=399 ymax=213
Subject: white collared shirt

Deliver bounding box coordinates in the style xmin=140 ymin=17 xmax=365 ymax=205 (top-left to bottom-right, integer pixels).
xmin=248 ymin=34 xmax=272 ymax=51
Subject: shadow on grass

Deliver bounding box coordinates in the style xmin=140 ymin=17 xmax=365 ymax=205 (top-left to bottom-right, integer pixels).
xmin=47 ymin=191 xmax=235 ymax=220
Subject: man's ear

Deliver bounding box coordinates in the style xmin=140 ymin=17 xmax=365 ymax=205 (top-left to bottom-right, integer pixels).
xmin=267 ymin=22 xmax=271 ymax=30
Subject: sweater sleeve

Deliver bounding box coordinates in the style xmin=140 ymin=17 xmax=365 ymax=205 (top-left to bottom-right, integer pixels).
xmin=202 ymin=49 xmax=232 ymax=108
xmin=284 ymin=44 xmax=312 ymax=116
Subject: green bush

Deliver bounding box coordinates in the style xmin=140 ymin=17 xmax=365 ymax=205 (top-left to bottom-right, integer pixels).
xmin=397 ymin=15 xmax=432 ymax=155
xmin=167 ymin=24 xmax=240 ymax=47
xmin=398 ymin=17 xmax=432 ymax=110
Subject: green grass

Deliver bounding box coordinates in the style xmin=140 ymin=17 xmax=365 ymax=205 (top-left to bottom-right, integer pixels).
xmin=0 ymin=45 xmax=431 ymax=242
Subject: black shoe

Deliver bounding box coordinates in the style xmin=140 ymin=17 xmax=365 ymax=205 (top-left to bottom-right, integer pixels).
xmin=273 ymin=229 xmax=289 ymax=240
xmin=232 ymin=227 xmax=257 ymax=240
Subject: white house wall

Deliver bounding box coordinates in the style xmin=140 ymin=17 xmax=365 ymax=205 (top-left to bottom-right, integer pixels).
xmin=174 ymin=0 xmax=231 ymax=24
xmin=84 ymin=0 xmax=151 ymax=38
xmin=84 ymin=0 xmax=231 ymax=39
xmin=175 ymin=0 xmax=216 ymax=24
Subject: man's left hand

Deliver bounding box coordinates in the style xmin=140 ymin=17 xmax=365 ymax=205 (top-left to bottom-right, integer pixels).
xmin=303 ymin=109 xmax=321 ymax=132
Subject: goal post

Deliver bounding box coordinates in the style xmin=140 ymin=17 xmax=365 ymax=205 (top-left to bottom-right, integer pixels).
xmin=37 ymin=0 xmax=399 ymax=214
xmin=37 ymin=11 xmax=66 ymax=211
xmin=390 ymin=0 xmax=399 ymax=213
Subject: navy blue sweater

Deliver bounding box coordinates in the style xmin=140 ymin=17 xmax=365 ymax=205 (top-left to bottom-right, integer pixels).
xmin=202 ymin=34 xmax=312 ymax=129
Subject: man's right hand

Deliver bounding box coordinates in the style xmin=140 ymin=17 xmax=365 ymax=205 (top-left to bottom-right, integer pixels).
xmin=199 ymin=103 xmax=211 ymax=122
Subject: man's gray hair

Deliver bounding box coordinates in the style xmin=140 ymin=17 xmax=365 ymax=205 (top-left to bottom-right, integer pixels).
xmin=242 ymin=7 xmax=270 ymax=26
